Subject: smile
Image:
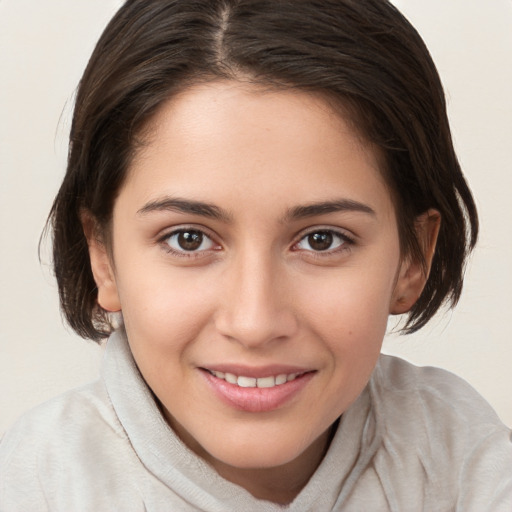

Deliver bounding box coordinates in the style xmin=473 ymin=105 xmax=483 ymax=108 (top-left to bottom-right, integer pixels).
xmin=206 ymin=370 xmax=304 ymax=388
xmin=201 ymin=367 xmax=316 ymax=412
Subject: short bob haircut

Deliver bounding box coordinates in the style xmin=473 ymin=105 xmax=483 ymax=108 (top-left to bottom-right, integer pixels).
xmin=48 ymin=0 xmax=478 ymax=341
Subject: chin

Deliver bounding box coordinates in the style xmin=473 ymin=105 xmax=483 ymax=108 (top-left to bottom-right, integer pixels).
xmin=199 ymin=420 xmax=330 ymax=472
xmin=214 ymin=442 xmax=300 ymax=469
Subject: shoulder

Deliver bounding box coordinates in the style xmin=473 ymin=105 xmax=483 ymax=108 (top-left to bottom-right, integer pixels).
xmin=370 ymin=355 xmax=512 ymax=510
xmin=0 ymin=380 xmax=125 ymax=459
xmin=0 ymin=381 xmax=141 ymax=511
xmin=374 ymin=354 xmax=507 ymax=427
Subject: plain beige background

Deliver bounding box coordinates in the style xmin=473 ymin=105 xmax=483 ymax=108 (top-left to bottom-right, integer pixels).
xmin=1 ymin=0 xmax=511 ymax=434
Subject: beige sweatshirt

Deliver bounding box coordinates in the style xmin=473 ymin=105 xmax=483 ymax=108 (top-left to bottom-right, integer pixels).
xmin=1 ymin=329 xmax=511 ymax=511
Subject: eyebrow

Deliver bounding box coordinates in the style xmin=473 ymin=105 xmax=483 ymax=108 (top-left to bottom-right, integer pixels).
xmin=137 ymin=197 xmax=375 ymax=223
xmin=285 ymin=199 xmax=376 ymax=221
xmin=137 ymin=198 xmax=231 ymax=222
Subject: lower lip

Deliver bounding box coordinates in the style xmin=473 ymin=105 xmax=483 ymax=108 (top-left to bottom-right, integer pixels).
xmin=201 ymin=370 xmax=315 ymax=413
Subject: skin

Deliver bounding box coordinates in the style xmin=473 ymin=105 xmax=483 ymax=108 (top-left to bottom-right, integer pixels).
xmin=85 ymin=81 xmax=439 ymax=504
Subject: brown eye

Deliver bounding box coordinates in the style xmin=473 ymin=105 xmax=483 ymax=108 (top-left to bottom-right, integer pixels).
xmin=178 ymin=231 xmax=203 ymax=251
xmin=307 ymin=232 xmax=333 ymax=251
xmin=295 ymin=230 xmax=350 ymax=253
xmin=165 ymin=229 xmax=215 ymax=252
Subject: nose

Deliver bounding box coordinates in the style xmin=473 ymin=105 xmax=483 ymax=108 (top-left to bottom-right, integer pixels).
xmin=214 ymin=251 xmax=298 ymax=349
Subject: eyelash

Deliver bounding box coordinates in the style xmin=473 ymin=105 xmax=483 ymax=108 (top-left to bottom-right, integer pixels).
xmin=292 ymin=228 xmax=355 ymax=257
xmin=159 ymin=226 xmax=220 ymax=259
xmin=158 ymin=226 xmax=355 ymax=259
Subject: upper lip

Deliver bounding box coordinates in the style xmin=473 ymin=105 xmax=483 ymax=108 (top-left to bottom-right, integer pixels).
xmin=199 ymin=364 xmax=314 ymax=378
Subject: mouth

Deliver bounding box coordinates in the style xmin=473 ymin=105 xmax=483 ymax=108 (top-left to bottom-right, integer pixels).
xmin=203 ymin=369 xmax=307 ymax=389
xmin=199 ymin=367 xmax=316 ymax=413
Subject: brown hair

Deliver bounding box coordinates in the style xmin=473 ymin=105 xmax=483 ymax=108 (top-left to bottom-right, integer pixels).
xmin=48 ymin=0 xmax=478 ymax=340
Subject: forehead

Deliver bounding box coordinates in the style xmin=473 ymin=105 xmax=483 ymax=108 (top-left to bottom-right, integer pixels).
xmin=122 ymin=81 xmax=394 ymax=222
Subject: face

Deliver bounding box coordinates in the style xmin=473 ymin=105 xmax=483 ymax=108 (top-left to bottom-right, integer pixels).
xmin=88 ymin=81 xmax=428 ymax=488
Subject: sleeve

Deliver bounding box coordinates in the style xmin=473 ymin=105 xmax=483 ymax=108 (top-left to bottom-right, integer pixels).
xmin=374 ymin=355 xmax=512 ymax=511
xmin=455 ymin=425 xmax=512 ymax=512
xmin=0 ymin=425 xmax=51 ymax=512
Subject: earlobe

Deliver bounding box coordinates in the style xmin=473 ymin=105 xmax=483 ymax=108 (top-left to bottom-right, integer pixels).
xmin=390 ymin=209 xmax=441 ymax=315
xmin=81 ymin=213 xmax=121 ymax=313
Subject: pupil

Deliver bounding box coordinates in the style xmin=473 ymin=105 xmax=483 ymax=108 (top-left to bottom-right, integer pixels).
xmin=309 ymin=232 xmax=333 ymax=251
xmin=178 ymin=231 xmax=203 ymax=251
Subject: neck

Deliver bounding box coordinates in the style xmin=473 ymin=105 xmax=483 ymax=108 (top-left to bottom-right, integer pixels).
xmin=210 ymin=423 xmax=337 ymax=505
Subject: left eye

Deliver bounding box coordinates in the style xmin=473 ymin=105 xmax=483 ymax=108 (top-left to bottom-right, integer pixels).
xmin=164 ymin=229 xmax=216 ymax=252
xmin=295 ymin=230 xmax=348 ymax=252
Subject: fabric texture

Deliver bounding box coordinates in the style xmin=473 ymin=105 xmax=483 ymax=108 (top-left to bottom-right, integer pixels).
xmin=1 ymin=329 xmax=511 ymax=511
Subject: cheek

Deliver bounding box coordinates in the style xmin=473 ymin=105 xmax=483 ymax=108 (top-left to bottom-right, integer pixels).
xmin=115 ymin=263 xmax=217 ymax=356
xmin=299 ymin=270 xmax=394 ymax=335
xmin=296 ymin=267 xmax=394 ymax=373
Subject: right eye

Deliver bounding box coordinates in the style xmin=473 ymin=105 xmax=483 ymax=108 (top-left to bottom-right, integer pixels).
xmin=163 ymin=229 xmax=217 ymax=254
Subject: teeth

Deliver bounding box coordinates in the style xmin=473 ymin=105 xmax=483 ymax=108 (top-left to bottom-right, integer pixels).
xmin=275 ymin=374 xmax=287 ymax=385
xmin=237 ymin=376 xmax=257 ymax=388
xmin=209 ymin=370 xmax=304 ymax=388
xmin=224 ymin=372 xmax=237 ymax=384
xmin=257 ymin=376 xmax=275 ymax=388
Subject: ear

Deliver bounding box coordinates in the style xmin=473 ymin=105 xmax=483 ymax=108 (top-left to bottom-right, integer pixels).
xmin=390 ymin=209 xmax=441 ymax=315
xmin=81 ymin=212 xmax=121 ymax=313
